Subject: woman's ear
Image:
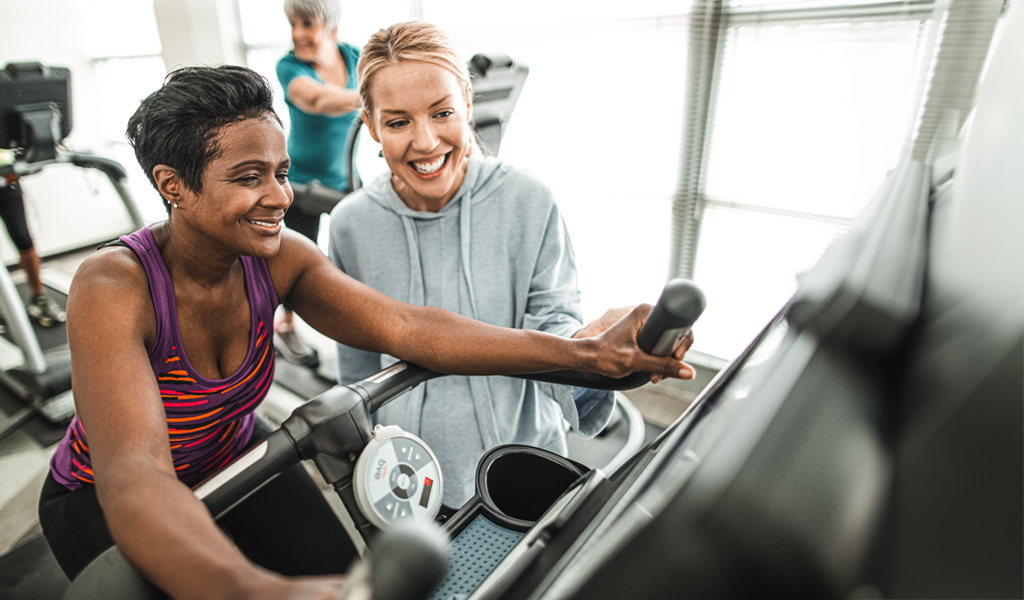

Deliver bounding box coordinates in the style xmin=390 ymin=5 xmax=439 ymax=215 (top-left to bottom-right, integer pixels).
xmin=362 ymin=110 xmax=380 ymax=143
xmin=153 ymin=165 xmax=184 ymax=208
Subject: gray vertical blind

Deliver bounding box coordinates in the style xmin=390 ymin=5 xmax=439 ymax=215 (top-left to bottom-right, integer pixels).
xmin=668 ymin=0 xmax=725 ymax=280
xmin=910 ymin=0 xmax=1004 ymax=162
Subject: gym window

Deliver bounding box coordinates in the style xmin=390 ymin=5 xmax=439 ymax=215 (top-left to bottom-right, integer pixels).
xmin=234 ymin=0 xmax=999 ymax=363
xmin=82 ymin=0 xmax=167 ymax=221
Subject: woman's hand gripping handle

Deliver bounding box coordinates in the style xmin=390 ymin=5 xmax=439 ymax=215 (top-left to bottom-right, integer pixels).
xmin=525 ymin=278 xmax=706 ymax=389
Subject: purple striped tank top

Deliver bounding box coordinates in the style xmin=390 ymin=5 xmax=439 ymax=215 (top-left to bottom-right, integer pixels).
xmin=50 ymin=225 xmax=279 ymax=489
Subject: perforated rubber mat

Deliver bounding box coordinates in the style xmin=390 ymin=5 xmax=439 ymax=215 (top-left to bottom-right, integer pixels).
xmin=429 ymin=515 xmax=525 ymax=600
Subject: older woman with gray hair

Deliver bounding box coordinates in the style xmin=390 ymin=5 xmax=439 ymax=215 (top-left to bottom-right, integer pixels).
xmin=274 ymin=0 xmax=361 ymax=367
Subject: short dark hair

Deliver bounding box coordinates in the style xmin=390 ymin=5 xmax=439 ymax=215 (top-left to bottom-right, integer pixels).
xmin=126 ymin=65 xmax=281 ymax=209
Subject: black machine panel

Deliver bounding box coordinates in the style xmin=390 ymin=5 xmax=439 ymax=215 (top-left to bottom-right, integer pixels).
xmin=0 ymin=62 xmax=73 ymax=162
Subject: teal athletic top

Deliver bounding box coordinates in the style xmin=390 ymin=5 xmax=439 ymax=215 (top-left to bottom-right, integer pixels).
xmin=276 ymin=43 xmax=361 ymax=191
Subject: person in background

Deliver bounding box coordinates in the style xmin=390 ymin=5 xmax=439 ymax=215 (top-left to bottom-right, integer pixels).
xmin=274 ymin=0 xmax=361 ymax=368
xmin=329 ymin=21 xmax=696 ymax=508
xmin=0 ymin=149 xmax=67 ymax=327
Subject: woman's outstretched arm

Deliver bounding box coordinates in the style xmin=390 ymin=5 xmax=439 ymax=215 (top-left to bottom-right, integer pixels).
xmin=273 ymin=231 xmax=692 ymax=381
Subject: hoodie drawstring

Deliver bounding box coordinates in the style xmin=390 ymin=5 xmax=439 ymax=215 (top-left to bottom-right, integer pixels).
xmin=457 ymin=191 xmax=502 ymax=449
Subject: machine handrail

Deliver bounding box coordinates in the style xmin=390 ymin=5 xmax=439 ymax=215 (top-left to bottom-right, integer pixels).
xmin=67 ymin=279 xmax=705 ymax=600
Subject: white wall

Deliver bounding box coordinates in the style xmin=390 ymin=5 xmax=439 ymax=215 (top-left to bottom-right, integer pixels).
xmin=155 ymin=0 xmax=246 ymax=69
xmin=0 ymin=0 xmax=149 ymax=264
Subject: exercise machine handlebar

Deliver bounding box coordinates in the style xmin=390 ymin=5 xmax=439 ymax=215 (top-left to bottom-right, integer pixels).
xmin=191 ymin=279 xmax=705 ymax=529
xmin=70 ymin=279 xmax=706 ymax=599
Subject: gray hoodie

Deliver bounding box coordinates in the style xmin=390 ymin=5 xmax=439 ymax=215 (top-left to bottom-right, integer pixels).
xmin=328 ymin=155 xmax=614 ymax=505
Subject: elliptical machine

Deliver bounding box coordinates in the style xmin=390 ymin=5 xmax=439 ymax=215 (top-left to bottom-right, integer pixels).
xmin=64 ymin=280 xmax=706 ymax=600
xmin=0 ymin=62 xmax=147 ymax=441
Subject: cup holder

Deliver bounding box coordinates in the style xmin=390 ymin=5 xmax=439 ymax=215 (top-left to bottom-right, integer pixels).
xmin=479 ymin=446 xmax=587 ymax=523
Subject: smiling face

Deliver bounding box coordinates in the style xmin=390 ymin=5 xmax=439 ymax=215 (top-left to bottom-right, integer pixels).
xmin=175 ymin=116 xmax=292 ymax=259
xmin=364 ymin=60 xmax=472 ymax=212
xmin=289 ymin=13 xmax=336 ymax=63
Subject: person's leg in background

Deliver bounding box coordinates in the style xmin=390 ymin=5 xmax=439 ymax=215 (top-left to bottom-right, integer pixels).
xmin=0 ymin=175 xmax=66 ymax=327
xmin=277 ymin=207 xmax=321 ymax=367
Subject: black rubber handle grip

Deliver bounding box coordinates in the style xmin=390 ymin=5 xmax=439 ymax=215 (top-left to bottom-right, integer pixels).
xmin=636 ymin=278 xmax=707 ymax=355
xmin=519 ymin=278 xmax=706 ymax=390
xmin=369 ymin=521 xmax=449 ymax=600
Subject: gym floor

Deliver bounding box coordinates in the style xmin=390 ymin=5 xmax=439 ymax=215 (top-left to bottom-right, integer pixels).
xmin=0 ymin=246 xmax=710 ymax=599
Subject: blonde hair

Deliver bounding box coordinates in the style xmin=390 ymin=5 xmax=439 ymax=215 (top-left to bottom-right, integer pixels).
xmin=357 ymin=21 xmax=472 ymax=121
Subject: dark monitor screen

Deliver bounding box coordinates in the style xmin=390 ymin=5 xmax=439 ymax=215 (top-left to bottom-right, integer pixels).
xmin=0 ymin=62 xmax=73 ymax=154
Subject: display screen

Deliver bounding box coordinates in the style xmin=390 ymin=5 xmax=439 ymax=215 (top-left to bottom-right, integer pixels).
xmin=0 ymin=63 xmax=73 ymax=150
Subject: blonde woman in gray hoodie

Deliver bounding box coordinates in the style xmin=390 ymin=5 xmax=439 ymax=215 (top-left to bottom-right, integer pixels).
xmin=329 ymin=21 xmax=696 ymax=508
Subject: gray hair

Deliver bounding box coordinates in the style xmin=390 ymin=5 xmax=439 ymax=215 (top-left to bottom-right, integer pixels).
xmin=284 ymin=0 xmax=340 ymax=30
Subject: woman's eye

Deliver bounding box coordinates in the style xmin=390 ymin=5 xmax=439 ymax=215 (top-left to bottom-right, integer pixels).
xmin=386 ymin=119 xmax=408 ymax=130
xmin=238 ymin=175 xmax=260 ymax=186
xmin=435 ymin=110 xmax=454 ymax=119
xmin=276 ymin=172 xmax=289 ymax=183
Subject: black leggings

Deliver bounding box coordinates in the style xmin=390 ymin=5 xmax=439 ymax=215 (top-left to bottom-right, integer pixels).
xmin=38 ymin=422 xmax=358 ymax=581
xmin=281 ymin=207 xmax=321 ymax=313
xmin=0 ymin=182 xmax=35 ymax=251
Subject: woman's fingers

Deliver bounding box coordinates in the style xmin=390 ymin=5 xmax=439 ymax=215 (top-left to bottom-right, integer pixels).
xmin=639 ymin=318 xmax=696 ymax=383
xmin=674 ymin=330 xmax=695 ymax=360
xmin=573 ymin=305 xmax=635 ymax=339
xmin=591 ymin=304 xmax=698 ymax=383
xmin=648 ymin=359 xmax=694 ymax=384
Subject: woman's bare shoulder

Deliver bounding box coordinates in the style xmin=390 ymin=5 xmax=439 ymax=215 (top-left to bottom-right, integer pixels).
xmin=70 ymin=246 xmax=151 ymax=309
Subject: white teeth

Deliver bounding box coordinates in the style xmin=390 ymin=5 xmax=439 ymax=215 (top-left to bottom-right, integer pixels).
xmin=250 ymin=220 xmax=277 ymax=227
xmin=412 ymin=155 xmax=446 ymax=174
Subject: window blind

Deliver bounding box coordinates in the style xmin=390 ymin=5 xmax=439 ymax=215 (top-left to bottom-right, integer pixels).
xmin=671 ymin=0 xmax=1004 ymax=359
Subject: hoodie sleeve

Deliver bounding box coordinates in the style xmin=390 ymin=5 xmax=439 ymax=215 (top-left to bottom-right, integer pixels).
xmin=521 ymin=193 xmax=615 ymax=437
xmin=521 ymin=201 xmax=584 ymax=337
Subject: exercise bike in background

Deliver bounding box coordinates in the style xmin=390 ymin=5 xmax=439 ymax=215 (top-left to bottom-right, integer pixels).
xmin=0 ymin=62 xmax=147 ymax=441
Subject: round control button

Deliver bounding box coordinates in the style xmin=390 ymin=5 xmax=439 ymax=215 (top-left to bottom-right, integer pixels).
xmin=353 ymin=425 xmax=443 ymax=529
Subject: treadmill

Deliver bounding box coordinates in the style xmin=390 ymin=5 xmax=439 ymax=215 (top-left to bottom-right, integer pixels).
xmin=0 ymin=62 xmax=147 ymax=441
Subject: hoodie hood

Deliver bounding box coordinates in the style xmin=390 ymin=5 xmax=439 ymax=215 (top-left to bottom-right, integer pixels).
xmin=360 ymin=153 xmax=512 ymax=219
